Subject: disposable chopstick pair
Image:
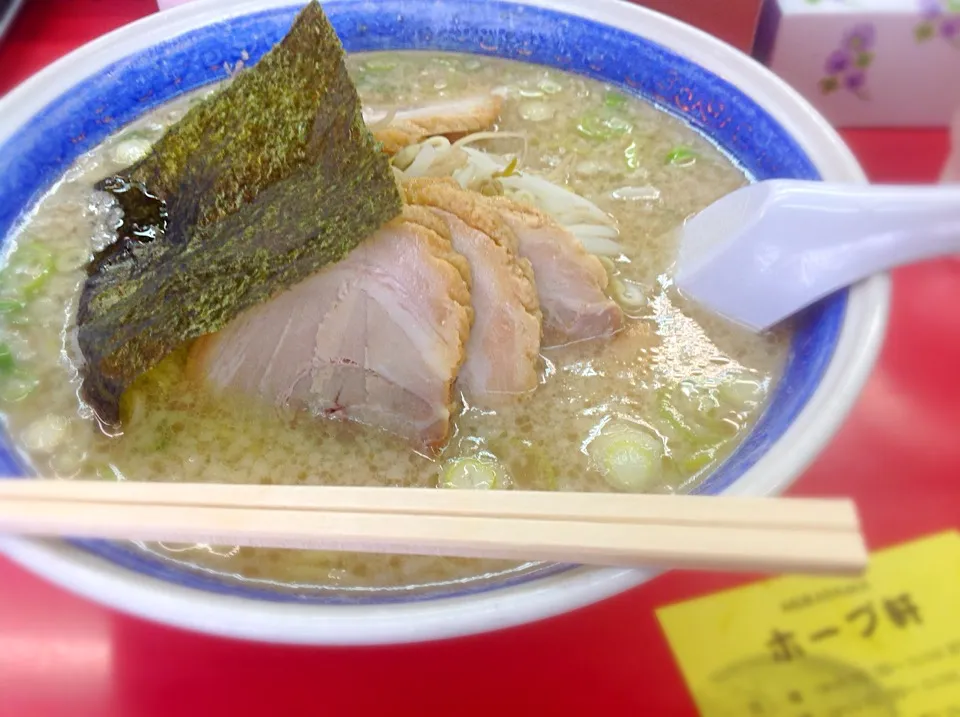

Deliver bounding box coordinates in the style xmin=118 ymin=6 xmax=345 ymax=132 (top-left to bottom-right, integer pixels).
xmin=0 ymin=479 xmax=869 ymax=575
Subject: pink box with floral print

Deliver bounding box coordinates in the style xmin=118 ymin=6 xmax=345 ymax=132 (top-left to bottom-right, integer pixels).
xmin=754 ymin=0 xmax=960 ymax=127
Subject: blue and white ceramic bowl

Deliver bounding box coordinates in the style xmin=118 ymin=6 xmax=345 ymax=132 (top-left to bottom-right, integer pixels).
xmin=0 ymin=0 xmax=888 ymax=645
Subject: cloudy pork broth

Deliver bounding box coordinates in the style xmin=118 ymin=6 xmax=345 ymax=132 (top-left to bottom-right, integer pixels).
xmin=0 ymin=52 xmax=789 ymax=597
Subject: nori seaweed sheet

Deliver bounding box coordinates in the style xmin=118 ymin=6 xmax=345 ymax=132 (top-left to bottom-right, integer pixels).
xmin=76 ymin=1 xmax=403 ymax=424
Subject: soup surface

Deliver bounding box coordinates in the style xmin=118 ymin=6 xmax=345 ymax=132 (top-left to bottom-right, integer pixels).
xmin=0 ymin=52 xmax=790 ymax=597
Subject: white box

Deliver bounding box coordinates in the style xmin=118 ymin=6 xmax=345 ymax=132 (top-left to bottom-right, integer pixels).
xmin=754 ymin=0 xmax=960 ymax=127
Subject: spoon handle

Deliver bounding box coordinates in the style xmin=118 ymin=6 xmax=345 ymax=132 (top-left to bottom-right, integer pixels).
xmin=789 ymin=181 xmax=960 ymax=266
xmin=677 ymin=180 xmax=960 ymax=331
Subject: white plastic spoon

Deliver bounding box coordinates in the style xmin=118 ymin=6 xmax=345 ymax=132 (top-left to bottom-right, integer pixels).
xmin=673 ymin=180 xmax=960 ymax=332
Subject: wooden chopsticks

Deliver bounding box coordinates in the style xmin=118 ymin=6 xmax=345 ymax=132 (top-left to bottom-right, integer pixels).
xmin=0 ymin=479 xmax=869 ymax=575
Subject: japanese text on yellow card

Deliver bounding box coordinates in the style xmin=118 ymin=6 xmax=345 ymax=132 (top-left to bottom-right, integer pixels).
xmin=657 ymin=531 xmax=960 ymax=717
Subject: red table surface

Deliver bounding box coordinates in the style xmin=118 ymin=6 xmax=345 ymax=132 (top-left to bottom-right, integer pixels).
xmin=0 ymin=2 xmax=954 ymax=716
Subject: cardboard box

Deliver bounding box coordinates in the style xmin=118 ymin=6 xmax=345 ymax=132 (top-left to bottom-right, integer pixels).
xmin=755 ymin=0 xmax=960 ymax=127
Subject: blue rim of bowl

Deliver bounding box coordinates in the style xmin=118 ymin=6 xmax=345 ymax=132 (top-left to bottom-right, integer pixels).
xmin=0 ymin=0 xmax=840 ymax=605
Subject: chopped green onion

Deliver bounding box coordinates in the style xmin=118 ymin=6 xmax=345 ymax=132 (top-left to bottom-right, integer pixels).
xmin=588 ymin=421 xmax=663 ymax=493
xmin=666 ymin=146 xmax=698 ymax=167
xmin=439 ymin=455 xmax=505 ymax=490
xmin=718 ymin=375 xmax=764 ymax=409
xmin=604 ymin=90 xmax=627 ymax=108
xmin=23 ymin=269 xmax=52 ymax=296
xmin=658 ymin=391 xmax=700 ymax=442
xmin=538 ymin=78 xmax=563 ymax=94
xmin=0 ymin=344 xmax=14 ymax=374
xmin=0 ymin=371 xmax=39 ymax=403
xmin=576 ymin=112 xmax=633 ymax=140
xmin=657 ymin=381 xmax=734 ymax=441
xmin=624 ymin=141 xmax=641 ymax=170
xmin=610 ymin=278 xmax=646 ymax=313
xmin=391 ymin=143 xmax=421 ymax=171
xmin=597 ymin=256 xmax=617 ymax=274
xmin=657 ymin=372 xmax=766 ymax=476
xmin=0 ymin=299 xmax=25 ymax=315
xmin=493 ymin=157 xmax=519 ymax=178
xmin=91 ymin=463 xmax=122 ymax=481
xmin=22 ymin=414 xmax=68 ymax=453
xmin=2 ymin=242 xmax=56 ymax=298
xmin=676 ymin=446 xmax=718 ymax=475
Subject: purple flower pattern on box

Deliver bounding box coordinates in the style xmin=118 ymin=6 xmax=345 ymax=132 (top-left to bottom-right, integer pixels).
xmin=820 ymin=23 xmax=874 ymax=99
xmin=916 ymin=0 xmax=960 ymax=46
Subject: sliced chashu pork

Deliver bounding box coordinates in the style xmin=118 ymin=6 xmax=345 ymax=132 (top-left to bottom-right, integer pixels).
xmin=364 ymin=94 xmax=504 ymax=155
xmin=488 ymin=197 xmax=623 ymax=347
xmin=188 ymin=207 xmax=473 ymax=449
xmin=403 ymin=179 xmax=542 ymax=403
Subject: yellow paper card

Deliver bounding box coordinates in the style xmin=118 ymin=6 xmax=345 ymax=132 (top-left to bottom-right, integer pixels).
xmin=657 ymin=531 xmax=960 ymax=717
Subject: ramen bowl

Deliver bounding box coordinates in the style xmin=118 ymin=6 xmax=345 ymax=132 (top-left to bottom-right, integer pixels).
xmin=0 ymin=0 xmax=888 ymax=645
